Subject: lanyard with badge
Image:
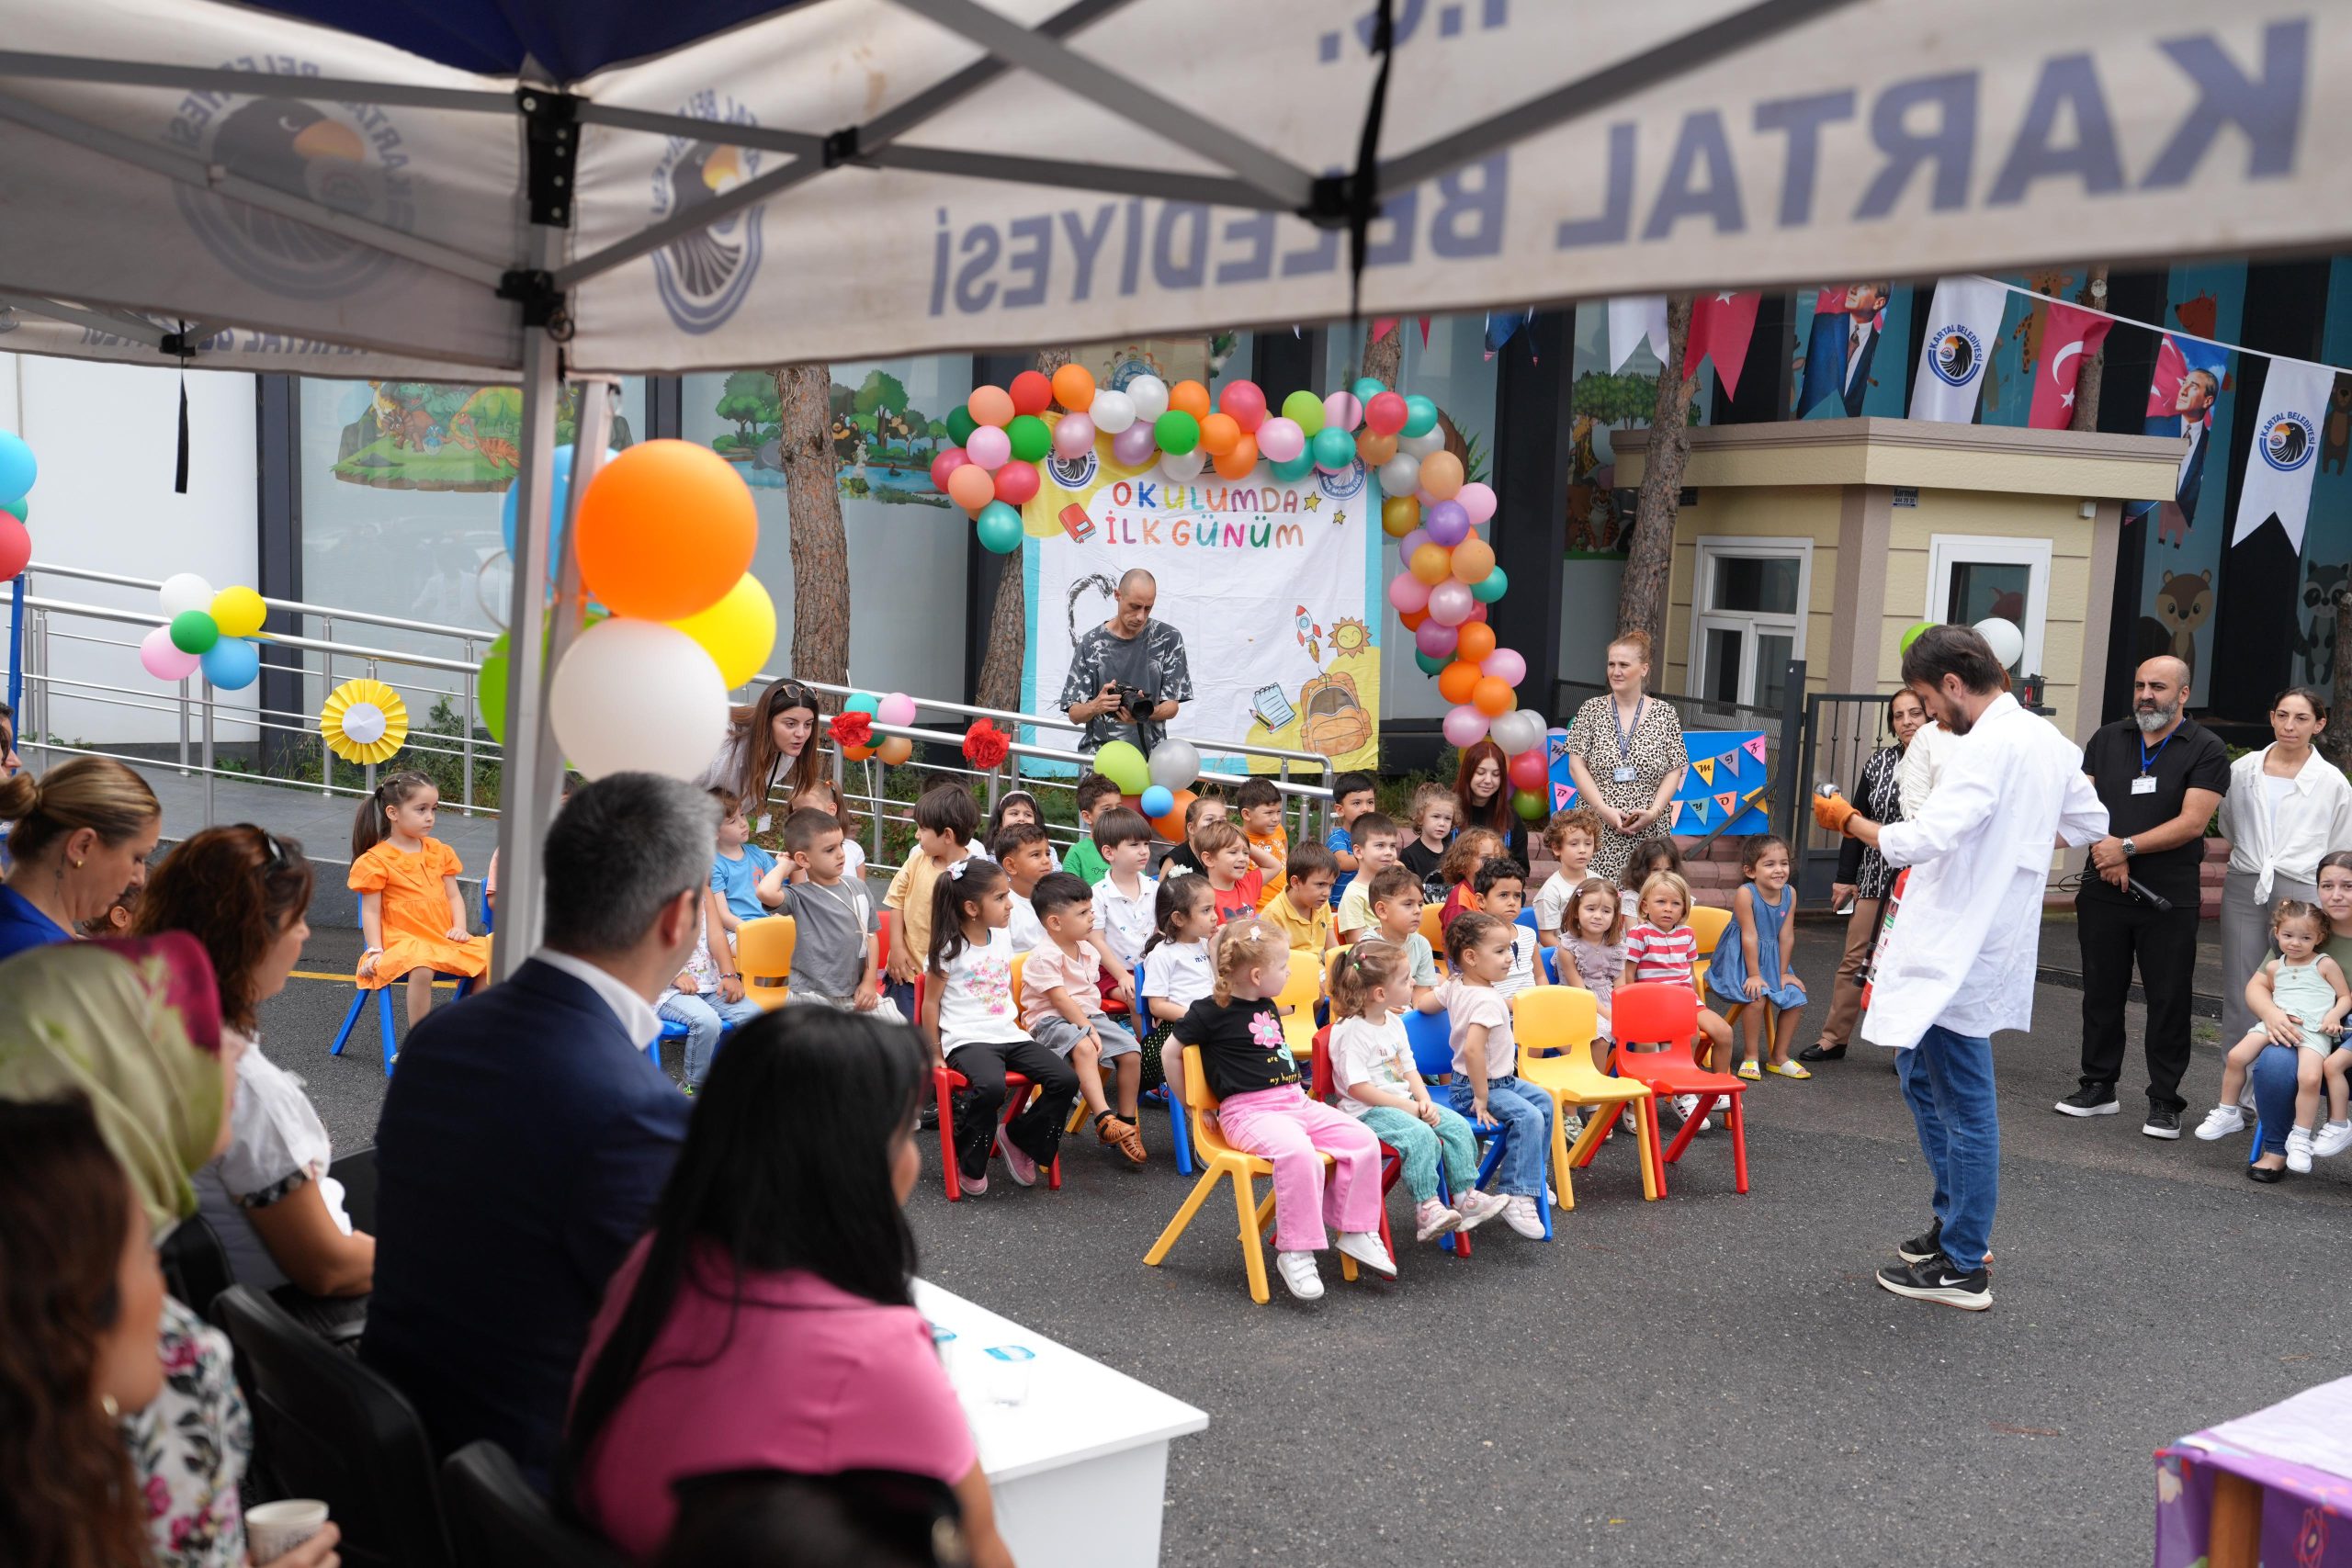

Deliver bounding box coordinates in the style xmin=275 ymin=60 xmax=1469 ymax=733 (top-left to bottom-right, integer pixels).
xmin=1611 ymin=697 xmax=1645 ymax=784
xmin=2133 ymin=728 xmax=2174 ymax=795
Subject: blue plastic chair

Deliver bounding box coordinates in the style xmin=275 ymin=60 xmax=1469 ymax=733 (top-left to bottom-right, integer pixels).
xmin=330 ymin=971 xmax=476 ymax=1077
xmin=1539 ymin=945 xmax=1560 ymax=985
xmin=1516 ymin=908 xmax=1538 ymax=931
xmin=1131 ymin=961 xmax=1196 ymax=1177
xmin=1403 ymin=1006 xmax=1554 ymax=1247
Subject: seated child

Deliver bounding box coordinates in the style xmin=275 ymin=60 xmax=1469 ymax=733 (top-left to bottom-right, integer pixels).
xmin=1192 ymin=818 xmax=1267 ymax=923
xmin=1163 ymin=791 xmax=1228 ymax=877
xmin=1139 ymin=873 xmax=1219 ymax=1101
xmin=1706 ymin=833 xmax=1810 ymax=1081
xmin=884 ymin=783 xmax=981 ymax=1013
xmin=983 ymin=790 xmax=1045 ymax=856
xmin=657 ymin=904 xmax=763 ymax=1089
xmin=1332 ymin=812 xmax=1401 ymax=944
xmin=1323 ymin=771 xmax=1378 ymax=908
xmin=991 ymin=820 xmax=1057 ymax=955
xmin=1557 ymin=877 xmax=1629 ymax=1067
xmin=1363 ymin=864 xmax=1440 ymax=1010
xmin=1170 ymin=919 xmax=1394 ymax=1301
xmin=1435 ymin=827 xmax=1503 ymax=931
xmin=1022 ymin=872 xmax=1147 ymax=1164
xmin=1263 ymin=841 xmax=1339 ymax=962
xmin=1235 ymin=777 xmax=1290 ymax=899
xmin=1086 ymin=805 xmax=1159 ymax=976
xmin=1327 ymin=941 xmax=1509 ymax=1242
xmin=1060 ymin=772 xmax=1121 ymax=884
xmin=2196 ymin=898 xmax=2352 ymax=1172
xmin=1398 ymin=784 xmax=1455 ymax=899
xmin=1532 ymin=807 xmax=1600 ymax=949
xmin=709 ymin=788 xmax=787 ymax=932
xmin=1471 ymin=857 xmax=1539 ymax=998
xmin=1622 ymin=869 xmax=1734 ymax=1125
xmin=786 ymin=778 xmax=865 ymax=883
xmin=772 ymin=807 xmax=898 ymax=1021
xmin=1417 ymin=911 xmax=1552 ymax=1240
xmin=1618 ymin=835 xmax=1683 ymax=919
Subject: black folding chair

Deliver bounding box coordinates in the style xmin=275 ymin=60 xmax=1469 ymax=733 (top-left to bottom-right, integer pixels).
xmin=327 ymin=1145 xmax=379 ymax=1235
xmin=442 ymin=1441 xmax=629 ymax=1568
xmin=159 ymin=1211 xmax=235 ymax=1320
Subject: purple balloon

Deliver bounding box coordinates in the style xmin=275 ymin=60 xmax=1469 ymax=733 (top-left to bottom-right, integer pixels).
xmin=1426 ymin=580 xmax=1475 ymax=626
xmin=1415 ymin=619 xmax=1459 ymax=659
xmin=1387 ymin=572 xmax=1431 ymax=614
xmin=1424 ymin=500 xmax=1471 ymax=547
xmin=1480 ymin=647 xmax=1528 ymax=686
xmin=1111 ymin=423 xmax=1158 ymax=467
xmin=1442 ymin=705 xmax=1490 ymax=748
xmin=1052 ymin=412 xmax=1097 ymax=459
xmin=1396 ymin=527 xmax=1431 ymax=559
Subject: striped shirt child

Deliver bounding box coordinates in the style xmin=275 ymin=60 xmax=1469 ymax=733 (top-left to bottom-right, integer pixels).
xmin=1623 ymin=920 xmax=1700 ymax=989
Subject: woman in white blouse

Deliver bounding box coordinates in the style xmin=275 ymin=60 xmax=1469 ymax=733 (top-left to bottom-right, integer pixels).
xmin=2216 ymin=686 xmax=2352 ymax=1042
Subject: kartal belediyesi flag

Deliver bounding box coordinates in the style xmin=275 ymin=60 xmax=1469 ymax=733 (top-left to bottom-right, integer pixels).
xmin=1909 ymin=276 xmax=2013 ymax=424
xmin=2231 ymin=355 xmax=2335 ymax=553
xmin=1022 ymin=436 xmax=1383 ymax=773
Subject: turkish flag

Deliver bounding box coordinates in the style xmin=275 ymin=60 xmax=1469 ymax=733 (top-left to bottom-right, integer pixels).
xmin=2028 ymin=303 xmax=2114 ymax=429
xmin=1688 ymin=291 xmax=1764 ymax=398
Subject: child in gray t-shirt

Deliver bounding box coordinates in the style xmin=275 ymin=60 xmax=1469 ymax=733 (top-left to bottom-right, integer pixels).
xmin=776 ymin=808 xmax=899 ymax=1020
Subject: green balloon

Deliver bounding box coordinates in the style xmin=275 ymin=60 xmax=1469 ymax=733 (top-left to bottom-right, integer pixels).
xmin=1095 ymin=739 xmax=1149 ymax=795
xmin=169 ymin=609 xmax=220 ymax=655
xmin=1351 ymin=376 xmax=1388 ymax=404
xmin=1310 ymin=426 xmax=1355 ymax=470
xmin=1899 ymin=619 xmax=1936 ymax=654
xmin=1402 ymin=394 xmax=1440 ymax=437
xmin=1280 ymin=389 xmax=1327 ymax=437
xmin=1269 ymin=452 xmax=1317 ymax=483
xmin=945 ymin=406 xmax=978 ymax=446
xmin=1153 ymin=412 xmax=1201 ymax=456
xmin=976 ymin=501 xmax=1023 ymax=554
xmin=1006 ymin=414 xmax=1051 ymax=464
xmin=1 ymin=496 xmax=24 ymax=524
xmin=479 ymin=632 xmax=511 ymax=742
xmin=1511 ymin=788 xmax=1545 ymax=822
xmin=1471 ymin=566 xmax=1510 ymax=604
xmin=1414 ymin=648 xmax=1448 ymax=676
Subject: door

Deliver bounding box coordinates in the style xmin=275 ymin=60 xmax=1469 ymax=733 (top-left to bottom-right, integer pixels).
xmin=1928 ymin=535 xmax=2050 ymax=680
xmin=1688 ymin=539 xmax=1809 ymax=709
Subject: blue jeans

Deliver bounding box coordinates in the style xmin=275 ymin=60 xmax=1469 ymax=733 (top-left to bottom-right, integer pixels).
xmin=661 ymin=993 xmax=764 ymax=1086
xmin=1895 ymin=1025 xmax=1998 ymax=1271
xmin=2248 ymin=1043 xmax=2305 ymax=1158
xmin=1447 ymin=1074 xmax=1553 ymax=1199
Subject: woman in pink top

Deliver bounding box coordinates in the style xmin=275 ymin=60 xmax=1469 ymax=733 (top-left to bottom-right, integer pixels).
xmin=561 ymin=1011 xmax=1012 ymax=1566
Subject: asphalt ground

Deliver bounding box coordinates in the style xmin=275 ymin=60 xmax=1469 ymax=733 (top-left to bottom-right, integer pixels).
xmin=260 ymin=921 xmax=2352 ymax=1568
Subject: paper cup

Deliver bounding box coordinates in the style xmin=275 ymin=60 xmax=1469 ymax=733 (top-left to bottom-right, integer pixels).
xmin=245 ymin=1499 xmax=329 ymax=1562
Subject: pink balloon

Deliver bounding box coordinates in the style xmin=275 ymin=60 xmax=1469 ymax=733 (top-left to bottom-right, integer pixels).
xmin=1218 ymin=379 xmax=1268 ymax=432
xmin=1396 ymin=527 xmax=1431 ymax=558
xmin=1256 ymin=416 xmax=1306 ymax=464
xmin=1052 ymin=412 xmax=1097 ymax=459
xmin=1111 ymin=423 xmax=1158 ymax=467
xmin=1415 ymin=619 xmax=1459 ymax=659
xmin=1480 ymin=647 xmax=1527 ymax=686
xmin=1323 ymin=391 xmax=1363 ymax=433
xmin=966 ymin=425 xmax=1011 ymax=470
xmin=1427 ymin=580 xmax=1475 ymax=626
xmin=1465 ymin=601 xmax=1488 ymax=624
xmin=1442 ymin=705 xmax=1490 ymax=748
xmin=929 ymin=446 xmax=968 ymax=490
xmin=1387 ymin=572 xmax=1431 ymax=614
xmin=877 ymin=692 xmax=917 ymax=728
xmin=1456 ymin=481 xmax=1498 ymax=526
xmin=141 ymin=625 xmax=200 ymax=681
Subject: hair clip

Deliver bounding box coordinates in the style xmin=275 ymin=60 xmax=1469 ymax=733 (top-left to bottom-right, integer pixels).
xmin=947 ymin=858 xmax=969 ymax=880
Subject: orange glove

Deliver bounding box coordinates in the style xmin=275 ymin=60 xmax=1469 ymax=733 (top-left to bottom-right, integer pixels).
xmin=1813 ymin=791 xmax=1857 ymax=837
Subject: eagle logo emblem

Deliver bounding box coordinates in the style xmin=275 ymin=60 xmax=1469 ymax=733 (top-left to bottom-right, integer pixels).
xmin=650 ymin=106 xmax=764 ymax=335
xmin=1928 ymin=325 xmax=1983 ymax=388
xmin=2261 ymin=410 xmax=2317 ymax=473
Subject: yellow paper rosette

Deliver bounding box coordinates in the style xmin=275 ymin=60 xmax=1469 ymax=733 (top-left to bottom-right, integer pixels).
xmin=321 ymin=677 xmax=408 ymax=764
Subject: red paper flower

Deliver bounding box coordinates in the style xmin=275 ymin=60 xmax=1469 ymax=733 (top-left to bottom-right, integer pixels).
xmin=830 ymin=711 xmax=872 ymax=747
xmin=962 ymin=719 xmax=1011 ymax=769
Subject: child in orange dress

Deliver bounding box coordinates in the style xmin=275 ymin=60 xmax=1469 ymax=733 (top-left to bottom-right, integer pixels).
xmin=349 ymin=770 xmax=491 ymax=1026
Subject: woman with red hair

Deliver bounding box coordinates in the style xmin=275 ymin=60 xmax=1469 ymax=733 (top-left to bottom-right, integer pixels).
xmin=1452 ymin=739 xmax=1528 ymax=866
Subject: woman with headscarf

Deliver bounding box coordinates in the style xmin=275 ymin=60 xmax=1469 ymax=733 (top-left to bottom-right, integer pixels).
xmin=0 ymin=757 xmax=163 ymax=960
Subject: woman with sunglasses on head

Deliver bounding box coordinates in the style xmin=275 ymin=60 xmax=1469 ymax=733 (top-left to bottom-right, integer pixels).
xmin=700 ymin=679 xmax=826 ymax=837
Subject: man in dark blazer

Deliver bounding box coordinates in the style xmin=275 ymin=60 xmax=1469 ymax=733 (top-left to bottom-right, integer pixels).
xmin=363 ymin=773 xmax=714 ymax=1492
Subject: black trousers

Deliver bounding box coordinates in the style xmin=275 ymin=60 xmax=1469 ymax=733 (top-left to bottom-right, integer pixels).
xmin=2076 ymin=895 xmax=2201 ymax=1112
xmin=946 ymin=1041 xmax=1079 ymax=1178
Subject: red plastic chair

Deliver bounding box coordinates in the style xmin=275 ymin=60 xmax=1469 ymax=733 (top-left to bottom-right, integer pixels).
xmin=915 ymin=973 xmax=1064 ymax=1201
xmin=1585 ymin=982 xmax=1749 ymax=1197
xmin=1306 ymin=1024 xmax=1401 ymax=1263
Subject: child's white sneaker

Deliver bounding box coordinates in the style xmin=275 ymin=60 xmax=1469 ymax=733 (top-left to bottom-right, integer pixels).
xmin=1413 ymin=1198 xmax=1462 ymax=1242
xmin=2286 ymin=1125 xmax=2316 ymax=1174
xmin=1275 ymin=1249 xmax=1324 ymax=1301
xmin=1500 ymin=1196 xmax=1547 ymax=1239
xmin=1335 ymin=1230 xmax=1397 ymax=1278
xmin=2194 ymin=1104 xmax=2247 ymax=1140
xmin=1455 ymin=1190 xmax=1510 ymax=1232
xmin=2314 ymin=1120 xmax=2352 ymax=1158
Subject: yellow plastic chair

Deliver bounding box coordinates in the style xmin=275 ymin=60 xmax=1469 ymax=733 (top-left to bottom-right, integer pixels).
xmin=736 ymin=916 xmax=796 ymax=1011
xmin=1689 ymin=900 xmax=1773 ymax=1068
xmin=1274 ymin=956 xmax=1322 ymax=1060
xmin=1511 ymin=986 xmax=1659 ymax=1206
xmin=1419 ymin=902 xmax=1447 ymax=970
xmin=1143 ymin=1045 xmax=1363 ymax=1304
xmin=1325 ymin=943 xmax=1353 ymax=994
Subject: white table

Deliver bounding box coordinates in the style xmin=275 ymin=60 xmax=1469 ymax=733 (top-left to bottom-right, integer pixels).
xmin=914 ymin=1280 xmax=1207 ymax=1568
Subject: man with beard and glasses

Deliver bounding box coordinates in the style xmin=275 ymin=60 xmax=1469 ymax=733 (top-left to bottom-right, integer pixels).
xmin=2057 ymin=656 xmax=2230 ymax=1138
xmin=1812 ymin=626 xmax=2107 ymax=1310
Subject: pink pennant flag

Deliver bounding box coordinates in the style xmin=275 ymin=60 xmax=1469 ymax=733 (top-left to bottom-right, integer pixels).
xmin=1553 ymin=780 xmax=1574 ymax=808
xmin=1742 ymin=736 xmax=1768 ymax=765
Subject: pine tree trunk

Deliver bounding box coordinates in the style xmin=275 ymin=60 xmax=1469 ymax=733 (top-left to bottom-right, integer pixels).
xmin=2331 ymin=587 xmax=2352 ymax=771
xmin=2071 ymin=265 xmax=2110 ymax=434
xmin=973 ymin=350 xmax=1071 ymax=713
xmin=1363 ymin=322 xmax=1403 ymax=389
xmin=1618 ymin=294 xmax=1695 ymax=656
xmin=773 ymin=363 xmax=849 ymax=684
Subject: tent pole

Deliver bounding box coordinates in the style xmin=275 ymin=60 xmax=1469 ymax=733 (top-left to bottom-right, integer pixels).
xmin=534 ymin=380 xmax=614 ymax=813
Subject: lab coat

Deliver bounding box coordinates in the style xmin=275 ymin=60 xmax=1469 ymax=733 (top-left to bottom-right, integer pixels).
xmin=1860 ymin=694 xmax=2108 ymax=1050
xmin=1895 ymin=718 xmax=1955 ymax=820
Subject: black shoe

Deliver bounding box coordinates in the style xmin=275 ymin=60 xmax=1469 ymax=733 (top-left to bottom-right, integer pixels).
xmin=2247 ymin=1162 xmax=2287 ymax=1184
xmin=1896 ymin=1218 xmax=1942 ymax=1264
xmin=2142 ymin=1108 xmax=2182 ymax=1140
xmin=2053 ymin=1086 xmax=2120 ymax=1117
xmin=1797 ymin=1042 xmax=1847 ymax=1063
xmin=918 ymin=1102 xmax=941 ymax=1131
xmin=1875 ymin=1255 xmax=1992 ymax=1311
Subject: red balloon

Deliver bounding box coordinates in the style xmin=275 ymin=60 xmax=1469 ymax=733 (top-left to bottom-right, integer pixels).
xmin=1399 ymin=608 xmax=1430 ymax=630
xmin=1509 ymin=750 xmax=1547 ymax=791
xmin=1217 ymin=379 xmax=1269 ymax=432
xmin=992 ymin=460 xmax=1040 ymax=505
xmin=1365 ymin=390 xmax=1409 ymax=435
xmin=1009 ymin=370 xmax=1054 ymax=417
xmin=929 ymin=446 xmax=968 ymax=491
xmin=0 ymin=517 xmax=26 ymax=583
xmin=1464 ymin=601 xmax=1489 ymax=623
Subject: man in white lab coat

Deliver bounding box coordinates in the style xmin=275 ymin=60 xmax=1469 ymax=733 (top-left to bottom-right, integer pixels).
xmin=1815 ymin=626 xmax=2108 ymax=1311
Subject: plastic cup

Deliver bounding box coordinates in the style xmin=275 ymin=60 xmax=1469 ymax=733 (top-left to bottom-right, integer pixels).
xmin=246 ymin=1499 xmax=330 ymax=1562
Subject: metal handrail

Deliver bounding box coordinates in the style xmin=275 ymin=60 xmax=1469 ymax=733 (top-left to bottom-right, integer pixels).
xmin=17 ymin=593 xmax=484 ymax=675
xmin=26 ymin=559 xmax=488 ymax=642
xmin=790 ymin=676 xmax=1331 ymax=770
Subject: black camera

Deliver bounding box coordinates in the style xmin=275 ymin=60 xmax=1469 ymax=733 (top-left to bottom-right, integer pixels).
xmin=1109 ymin=681 xmax=1156 ymax=719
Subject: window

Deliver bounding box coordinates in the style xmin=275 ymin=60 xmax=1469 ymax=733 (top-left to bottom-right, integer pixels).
xmin=1688 ymin=538 xmax=1810 ymax=710
xmin=1927 ymin=535 xmax=2049 ymax=678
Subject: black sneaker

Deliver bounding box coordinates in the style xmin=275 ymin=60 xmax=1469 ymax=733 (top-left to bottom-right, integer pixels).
xmin=1896 ymin=1218 xmax=1942 ymax=1264
xmin=2053 ymin=1086 xmax=2120 ymax=1117
xmin=1875 ymin=1255 xmax=1992 ymax=1311
xmin=2142 ymin=1108 xmax=2182 ymax=1140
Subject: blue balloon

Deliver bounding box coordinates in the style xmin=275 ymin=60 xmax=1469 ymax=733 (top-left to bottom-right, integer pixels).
xmin=975 ymin=502 xmax=1023 ymax=554
xmin=1269 ymin=452 xmax=1317 ymax=484
xmin=200 ymin=637 xmax=260 ymax=691
xmin=1139 ymin=784 xmax=1175 ymax=818
xmin=1351 ymin=376 xmax=1388 ymax=404
xmin=500 ymin=446 xmax=620 ymax=568
xmin=0 ymin=431 xmax=35 ymax=505
xmin=1310 ymin=426 xmax=1356 ymax=472
xmin=845 ymin=692 xmax=879 ymax=716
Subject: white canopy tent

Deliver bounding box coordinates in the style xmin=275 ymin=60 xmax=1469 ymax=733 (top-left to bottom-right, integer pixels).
xmin=0 ymin=0 xmax=2343 ymax=967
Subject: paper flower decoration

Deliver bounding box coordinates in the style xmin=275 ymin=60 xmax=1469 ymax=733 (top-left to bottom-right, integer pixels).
xmin=830 ymin=710 xmax=873 ymax=748
xmin=321 ymin=677 xmax=408 ymax=764
xmin=962 ymin=718 xmax=1010 ymax=770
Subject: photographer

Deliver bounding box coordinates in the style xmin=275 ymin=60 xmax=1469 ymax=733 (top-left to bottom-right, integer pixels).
xmin=1060 ymin=569 xmax=1192 ymax=753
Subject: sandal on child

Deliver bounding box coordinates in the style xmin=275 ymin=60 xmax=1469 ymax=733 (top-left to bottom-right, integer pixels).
xmin=1768 ymin=1060 xmax=1813 ymax=1080
xmin=1095 ymin=1110 xmax=1147 ymax=1165
xmin=1735 ymin=1061 xmax=1762 ymax=1081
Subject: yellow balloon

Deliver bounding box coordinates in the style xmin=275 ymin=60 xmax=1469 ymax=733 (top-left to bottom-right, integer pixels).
xmin=211 ymin=585 xmax=267 ymax=639
xmin=669 ymin=573 xmax=776 ymax=690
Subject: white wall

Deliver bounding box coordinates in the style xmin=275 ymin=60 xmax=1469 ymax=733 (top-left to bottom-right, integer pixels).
xmin=0 ymin=354 xmax=258 ymax=749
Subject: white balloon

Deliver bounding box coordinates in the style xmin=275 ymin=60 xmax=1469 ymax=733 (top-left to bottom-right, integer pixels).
xmin=1377 ymin=453 xmax=1421 ymax=497
xmin=1973 ymin=616 xmax=2025 ymax=669
xmin=1490 ymin=709 xmax=1544 ymax=756
xmin=1089 ymin=389 xmax=1137 ymax=435
xmin=1126 ymin=374 xmax=1170 ymax=423
xmin=341 ymin=702 xmax=388 ymax=746
xmin=1398 ymin=428 xmax=1446 ymax=459
xmin=551 ymin=618 xmax=729 ymax=782
xmin=1159 ymin=447 xmax=1205 ymax=481
xmin=158 ymin=571 xmax=216 ymax=618
xmin=1148 ymin=737 xmax=1202 ymax=791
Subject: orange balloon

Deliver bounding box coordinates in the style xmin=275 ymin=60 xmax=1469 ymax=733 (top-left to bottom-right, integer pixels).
xmin=1455 ymin=621 xmax=1497 ymax=663
xmin=946 ymin=463 xmax=996 ymax=513
xmin=1409 ymin=543 xmax=1453 ymax=584
xmin=1451 ymin=536 xmax=1496 ymax=583
xmin=1212 ymin=433 xmax=1259 ymax=479
xmin=1356 ymin=430 xmax=1397 ymax=466
xmin=1150 ymin=787 xmax=1198 ymax=841
xmin=843 ymin=742 xmax=876 ymax=761
xmin=575 ymin=440 xmax=756 ymax=621
xmin=1471 ymin=675 xmax=1516 ymax=717
xmin=1169 ymin=379 xmax=1211 ymax=419
xmin=1051 ymin=363 xmax=1096 ymax=412
xmin=1437 ymin=660 xmax=1482 ymax=705
xmin=876 ymin=735 xmax=914 ymax=765
xmin=1419 ymin=450 xmax=1465 ymax=500
xmin=1399 ymin=608 xmax=1430 ymax=630
xmin=1198 ymin=412 xmax=1240 ymax=457
xmin=967 ymin=385 xmax=1015 ymax=428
